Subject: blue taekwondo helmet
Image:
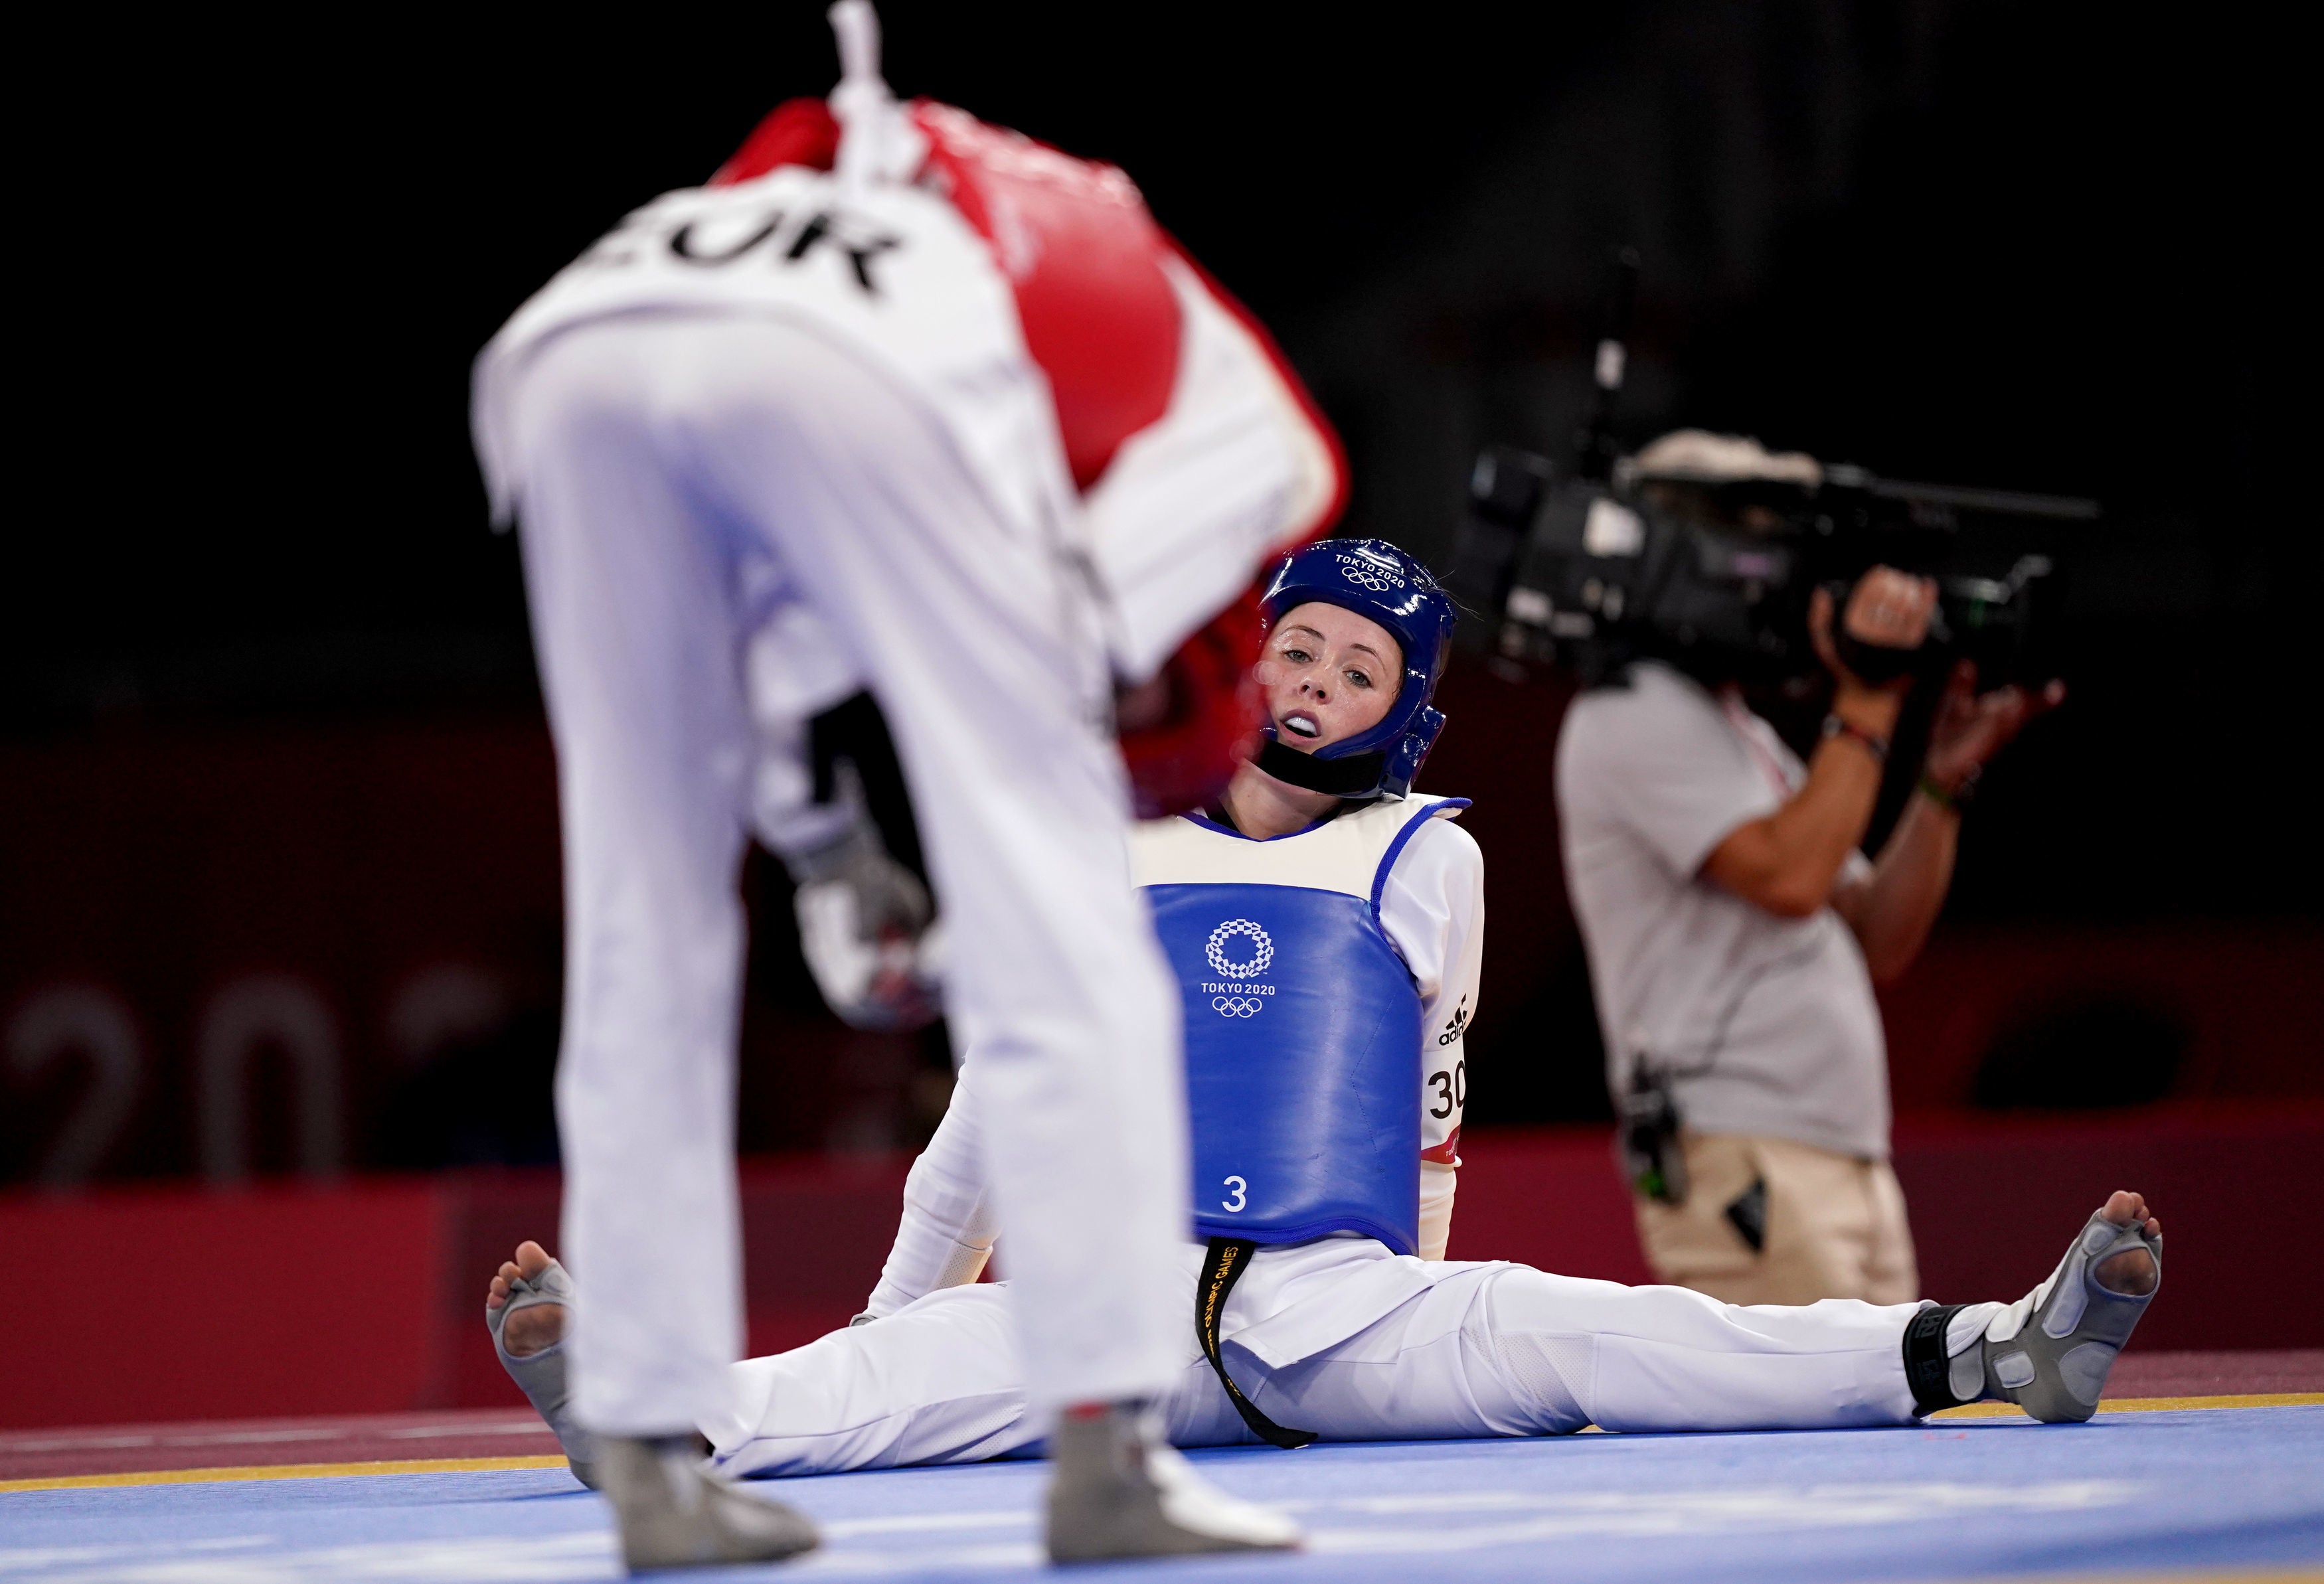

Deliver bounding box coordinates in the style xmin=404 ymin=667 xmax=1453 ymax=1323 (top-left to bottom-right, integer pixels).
xmin=1256 ymin=538 xmax=1457 ymax=799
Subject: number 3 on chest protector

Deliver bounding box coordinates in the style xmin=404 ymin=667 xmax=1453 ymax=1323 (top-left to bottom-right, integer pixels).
xmin=1222 ymin=1175 xmax=1248 ymax=1213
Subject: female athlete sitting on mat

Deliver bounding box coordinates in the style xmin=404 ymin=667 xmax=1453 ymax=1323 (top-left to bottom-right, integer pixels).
xmin=486 ymin=538 xmax=2164 ymax=1496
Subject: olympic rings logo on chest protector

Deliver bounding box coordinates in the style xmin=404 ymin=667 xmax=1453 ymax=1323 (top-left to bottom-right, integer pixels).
xmin=1212 ymin=995 xmax=1264 ymax=1018
xmin=1205 ymin=919 xmax=1274 ymax=979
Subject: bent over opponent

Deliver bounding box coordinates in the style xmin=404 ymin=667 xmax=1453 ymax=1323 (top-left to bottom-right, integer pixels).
xmin=471 ymin=5 xmax=1342 ymax=1567
xmin=487 ymin=542 xmax=2162 ymax=1501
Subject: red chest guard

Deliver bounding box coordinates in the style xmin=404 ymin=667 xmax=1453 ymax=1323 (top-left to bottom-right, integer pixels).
xmin=712 ymin=98 xmax=1180 ymax=492
xmin=712 ymin=97 xmax=1333 ymax=816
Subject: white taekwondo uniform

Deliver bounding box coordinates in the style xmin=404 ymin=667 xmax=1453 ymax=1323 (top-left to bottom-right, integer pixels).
xmin=697 ymin=798 xmax=1926 ymax=1477
xmin=473 ymin=147 xmax=1337 ymax=1436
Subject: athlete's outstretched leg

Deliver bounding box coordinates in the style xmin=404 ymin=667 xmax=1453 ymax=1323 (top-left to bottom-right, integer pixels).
xmin=1287 ymin=1193 xmax=2165 ymax=1439
xmin=711 ymin=1287 xmax=1042 ymax=1476
xmin=485 ymin=1232 xmax=1040 ymax=1478
xmin=1470 ymin=1269 xmax=1924 ymax=1433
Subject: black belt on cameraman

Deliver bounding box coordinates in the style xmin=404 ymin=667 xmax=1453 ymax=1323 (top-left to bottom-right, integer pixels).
xmin=1196 ymin=1237 xmax=1317 ymax=1450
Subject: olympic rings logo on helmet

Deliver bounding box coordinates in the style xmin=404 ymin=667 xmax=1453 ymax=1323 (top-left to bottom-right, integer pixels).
xmin=1205 ymin=919 xmax=1274 ymax=979
xmin=1334 ymin=550 xmax=1406 ymax=592
xmin=1212 ymin=996 xmax=1264 ymax=1018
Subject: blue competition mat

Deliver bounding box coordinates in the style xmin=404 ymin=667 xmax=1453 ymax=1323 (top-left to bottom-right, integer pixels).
xmin=3 ymin=1407 xmax=2320 ymax=1582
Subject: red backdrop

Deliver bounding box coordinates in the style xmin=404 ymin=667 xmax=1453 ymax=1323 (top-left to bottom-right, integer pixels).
xmin=3 ymin=1105 xmax=2315 ymax=1431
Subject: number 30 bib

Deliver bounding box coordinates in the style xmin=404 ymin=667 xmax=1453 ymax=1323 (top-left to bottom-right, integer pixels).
xmin=1131 ymin=795 xmax=1467 ymax=1256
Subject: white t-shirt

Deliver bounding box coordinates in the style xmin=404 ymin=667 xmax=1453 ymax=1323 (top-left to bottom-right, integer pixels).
xmin=1555 ymin=662 xmax=1890 ymax=1160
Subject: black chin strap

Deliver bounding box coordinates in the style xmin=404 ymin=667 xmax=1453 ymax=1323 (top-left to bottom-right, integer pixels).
xmin=1256 ymin=738 xmax=1385 ymax=797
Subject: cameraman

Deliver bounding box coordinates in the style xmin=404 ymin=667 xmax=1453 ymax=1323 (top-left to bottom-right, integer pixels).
xmin=1554 ymin=433 xmax=2061 ymax=1305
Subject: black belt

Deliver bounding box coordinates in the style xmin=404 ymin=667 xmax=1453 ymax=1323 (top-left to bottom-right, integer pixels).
xmin=1195 ymin=1237 xmax=1317 ymax=1449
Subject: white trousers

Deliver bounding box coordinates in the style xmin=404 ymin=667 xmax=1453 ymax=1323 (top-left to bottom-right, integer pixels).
xmin=704 ymin=1248 xmax=1923 ymax=1476
xmin=506 ymin=314 xmax=1191 ymax=1434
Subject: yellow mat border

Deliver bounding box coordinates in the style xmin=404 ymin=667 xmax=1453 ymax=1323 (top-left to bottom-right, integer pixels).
xmin=3 ymin=1395 xmax=2317 ymax=1494
xmin=0 ymin=1455 xmax=571 ymax=1494
xmin=1906 ymin=1561 xmax=2324 ymax=1570
xmin=1931 ymin=1392 xmax=2324 ymax=1418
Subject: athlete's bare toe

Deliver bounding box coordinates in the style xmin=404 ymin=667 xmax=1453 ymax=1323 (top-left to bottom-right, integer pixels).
xmin=486 ymin=1259 xmax=527 ymax=1311
xmin=486 ymin=1241 xmax=568 ymax=1357
xmin=2094 ymin=1192 xmax=2160 ymax=1295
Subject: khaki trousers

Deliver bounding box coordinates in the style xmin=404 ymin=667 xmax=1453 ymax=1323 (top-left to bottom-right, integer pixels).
xmin=1633 ymin=1131 xmax=1918 ymax=1306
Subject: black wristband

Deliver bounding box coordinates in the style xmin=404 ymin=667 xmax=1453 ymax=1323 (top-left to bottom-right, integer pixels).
xmin=1821 ymin=714 xmax=1890 ymax=764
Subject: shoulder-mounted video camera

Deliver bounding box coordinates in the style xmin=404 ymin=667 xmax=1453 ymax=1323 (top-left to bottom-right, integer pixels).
xmin=1444 ymin=252 xmax=2097 ymax=689
xmin=1448 ymin=449 xmax=2094 ymax=688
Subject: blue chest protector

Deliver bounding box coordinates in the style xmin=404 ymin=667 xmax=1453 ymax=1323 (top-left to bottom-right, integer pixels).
xmin=1133 ymin=796 xmax=1467 ymax=1256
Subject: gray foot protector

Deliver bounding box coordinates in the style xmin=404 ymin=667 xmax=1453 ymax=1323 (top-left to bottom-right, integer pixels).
xmin=484 ymin=1258 xmax=598 ymax=1489
xmin=597 ymin=1433 xmax=819 ymax=1570
xmin=1045 ymin=1403 xmax=1300 ymax=1564
xmin=1945 ymin=1208 xmax=2163 ymax=1423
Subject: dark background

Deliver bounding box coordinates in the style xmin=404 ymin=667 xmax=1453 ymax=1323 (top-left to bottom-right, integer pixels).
xmin=5 ymin=1 xmax=2313 ymax=1186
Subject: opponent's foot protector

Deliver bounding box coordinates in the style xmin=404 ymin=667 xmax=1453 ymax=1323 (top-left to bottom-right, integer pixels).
xmin=484 ymin=1256 xmax=597 ymax=1489
xmin=598 ymin=1433 xmax=819 ymax=1571
xmin=1044 ymin=1401 xmax=1301 ymax=1565
xmin=1911 ymin=1207 xmax=2162 ymax=1423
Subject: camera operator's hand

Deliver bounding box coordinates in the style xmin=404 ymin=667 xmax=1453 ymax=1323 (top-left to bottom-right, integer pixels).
xmin=1810 ymin=566 xmax=1937 ymax=697
xmin=1807 ymin=566 xmax=1937 ymax=759
xmin=1822 ymin=658 xmax=2066 ymax=985
xmin=1923 ymin=659 xmax=2066 ymax=797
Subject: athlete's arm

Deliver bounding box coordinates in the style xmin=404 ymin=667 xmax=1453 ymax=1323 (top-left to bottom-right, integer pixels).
xmin=1698 ymin=694 xmax=1893 ymax=917
xmin=1828 ymin=796 xmax=1953 ymax=982
xmin=858 ymin=1060 xmax=998 ymax=1320
xmin=1700 ymin=574 xmax=1928 ymax=918
xmin=1829 ymin=661 xmax=2062 ymax=982
xmin=1378 ymin=814 xmax=1485 ymax=1263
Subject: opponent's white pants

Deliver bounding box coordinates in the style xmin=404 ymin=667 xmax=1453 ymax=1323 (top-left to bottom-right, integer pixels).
xmin=704 ymin=1250 xmax=1923 ymax=1476
xmin=506 ymin=314 xmax=1191 ymax=1435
